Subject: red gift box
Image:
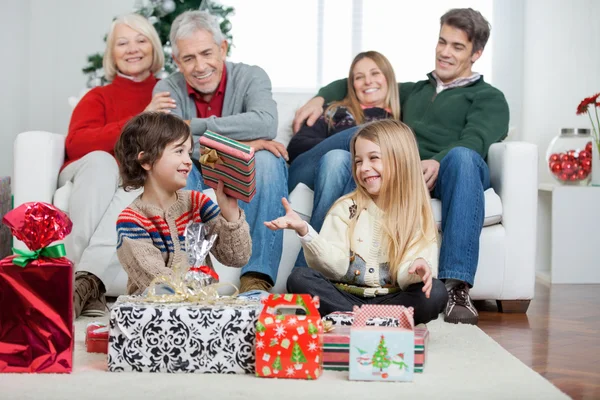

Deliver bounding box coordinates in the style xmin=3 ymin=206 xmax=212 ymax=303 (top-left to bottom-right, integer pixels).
xmin=86 ymin=322 xmax=109 ymax=354
xmin=0 ymin=202 xmax=73 ymax=373
xmin=255 ymin=294 xmax=324 ymax=380
xmin=199 ymin=131 xmax=256 ymax=203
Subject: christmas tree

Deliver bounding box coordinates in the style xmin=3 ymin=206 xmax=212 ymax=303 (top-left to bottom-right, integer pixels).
xmin=256 ymin=321 xmax=266 ymax=335
xmin=82 ymin=0 xmax=234 ymax=87
xmin=308 ymin=321 xmax=319 ymax=337
xmin=372 ymin=335 xmax=391 ymax=372
xmin=271 ymin=354 xmax=282 ymax=372
xmin=291 ymin=341 xmax=307 ymax=365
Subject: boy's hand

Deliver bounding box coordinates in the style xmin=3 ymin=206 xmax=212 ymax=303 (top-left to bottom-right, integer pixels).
xmin=215 ymin=180 xmax=239 ymax=222
xmin=408 ymin=259 xmax=433 ymax=298
xmin=264 ymin=198 xmax=307 ymax=236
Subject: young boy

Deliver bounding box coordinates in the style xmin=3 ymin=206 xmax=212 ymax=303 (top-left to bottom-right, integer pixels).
xmin=114 ymin=112 xmax=251 ymax=295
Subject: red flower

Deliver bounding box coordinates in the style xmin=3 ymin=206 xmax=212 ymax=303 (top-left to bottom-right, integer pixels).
xmin=576 ymin=93 xmax=600 ymax=115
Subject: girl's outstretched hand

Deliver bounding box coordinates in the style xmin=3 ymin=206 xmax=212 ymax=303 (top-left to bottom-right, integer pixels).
xmin=264 ymin=198 xmax=307 ymax=236
xmin=215 ymin=180 xmax=239 ymax=222
xmin=408 ymin=259 xmax=433 ymax=298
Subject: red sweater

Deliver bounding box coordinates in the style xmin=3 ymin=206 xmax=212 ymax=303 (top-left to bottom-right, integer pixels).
xmin=64 ymin=74 xmax=158 ymax=169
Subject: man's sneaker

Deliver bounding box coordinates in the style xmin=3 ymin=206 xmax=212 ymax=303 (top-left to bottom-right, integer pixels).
xmin=73 ymin=272 xmax=105 ymax=319
xmin=81 ymin=296 xmax=108 ymax=318
xmin=239 ymin=272 xmax=272 ymax=294
xmin=444 ymin=282 xmax=479 ymax=325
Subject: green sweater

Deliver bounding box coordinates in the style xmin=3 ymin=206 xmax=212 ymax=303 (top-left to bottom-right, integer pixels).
xmin=317 ymin=74 xmax=509 ymax=162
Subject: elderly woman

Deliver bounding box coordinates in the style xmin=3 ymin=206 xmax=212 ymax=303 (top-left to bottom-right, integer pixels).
xmin=61 ymin=14 xmax=173 ymax=318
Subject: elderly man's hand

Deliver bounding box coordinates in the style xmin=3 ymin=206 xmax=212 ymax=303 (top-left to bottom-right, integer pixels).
xmin=292 ymin=97 xmax=325 ymax=134
xmin=239 ymin=139 xmax=288 ymax=161
xmin=421 ymin=159 xmax=440 ymax=191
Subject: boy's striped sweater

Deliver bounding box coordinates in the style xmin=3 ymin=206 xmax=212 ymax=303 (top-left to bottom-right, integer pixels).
xmin=116 ymin=190 xmax=251 ymax=295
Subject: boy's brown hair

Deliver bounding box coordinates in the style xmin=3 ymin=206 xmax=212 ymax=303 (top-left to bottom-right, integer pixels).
xmin=114 ymin=112 xmax=192 ymax=191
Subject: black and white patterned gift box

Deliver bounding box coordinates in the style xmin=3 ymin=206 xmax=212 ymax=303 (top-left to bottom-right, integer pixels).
xmin=323 ymin=311 xmax=399 ymax=327
xmin=108 ymin=295 xmax=260 ymax=373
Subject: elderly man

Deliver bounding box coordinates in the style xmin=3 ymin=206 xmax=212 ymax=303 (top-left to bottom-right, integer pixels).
xmin=154 ymin=10 xmax=288 ymax=293
xmin=291 ymin=8 xmax=509 ymax=325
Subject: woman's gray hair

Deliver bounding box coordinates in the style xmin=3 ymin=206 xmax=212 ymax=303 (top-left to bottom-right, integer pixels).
xmin=170 ymin=11 xmax=225 ymax=58
xmin=103 ymin=13 xmax=164 ymax=81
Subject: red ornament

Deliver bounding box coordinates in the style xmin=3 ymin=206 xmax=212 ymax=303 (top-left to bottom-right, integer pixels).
xmin=559 ymin=153 xmax=571 ymax=162
xmin=549 ymin=153 xmax=561 ymax=163
xmin=579 ymin=150 xmax=591 ymax=160
xmin=558 ymin=172 xmax=570 ymax=181
xmin=561 ymin=161 xmax=575 ymax=175
xmin=567 ymin=149 xmax=578 ymax=158
xmin=569 ymin=173 xmax=580 ymax=181
xmin=586 ymin=141 xmax=593 ymax=153
xmin=582 ymin=158 xmax=592 ymax=172
xmin=577 ymin=169 xmax=589 ymax=179
xmin=381 ymin=372 xmax=389 ymax=379
xmin=550 ymin=161 xmax=562 ymax=174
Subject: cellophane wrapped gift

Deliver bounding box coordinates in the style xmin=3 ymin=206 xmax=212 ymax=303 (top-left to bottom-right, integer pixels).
xmin=182 ymin=222 xmax=219 ymax=288
xmin=107 ymin=295 xmax=260 ymax=373
xmin=0 ymin=202 xmax=73 ymax=373
xmin=199 ymin=130 xmax=256 ymax=203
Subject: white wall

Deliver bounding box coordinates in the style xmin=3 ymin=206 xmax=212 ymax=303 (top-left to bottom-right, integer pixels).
xmin=521 ymin=0 xmax=600 ymax=184
xmin=1 ymin=1 xmax=31 ymax=180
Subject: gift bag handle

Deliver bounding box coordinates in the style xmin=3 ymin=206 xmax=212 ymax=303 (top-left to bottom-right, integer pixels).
xmin=352 ymin=304 xmax=415 ymax=329
xmin=261 ymin=294 xmax=320 ymax=316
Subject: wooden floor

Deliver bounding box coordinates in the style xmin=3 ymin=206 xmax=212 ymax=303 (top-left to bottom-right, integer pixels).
xmin=477 ymin=282 xmax=600 ymax=400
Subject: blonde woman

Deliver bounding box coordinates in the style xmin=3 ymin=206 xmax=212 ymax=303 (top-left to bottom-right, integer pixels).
xmin=61 ymin=14 xmax=172 ymax=318
xmin=287 ymin=51 xmax=399 ymax=190
xmin=266 ymin=120 xmax=447 ymax=324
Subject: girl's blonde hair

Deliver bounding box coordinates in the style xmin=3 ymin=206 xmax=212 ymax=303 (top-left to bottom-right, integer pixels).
xmin=103 ymin=14 xmax=164 ymax=82
xmin=325 ymin=51 xmax=400 ymax=128
xmin=343 ymin=119 xmax=437 ymax=284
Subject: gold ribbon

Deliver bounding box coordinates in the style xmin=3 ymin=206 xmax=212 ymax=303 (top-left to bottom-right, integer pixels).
xmin=199 ymin=149 xmax=223 ymax=168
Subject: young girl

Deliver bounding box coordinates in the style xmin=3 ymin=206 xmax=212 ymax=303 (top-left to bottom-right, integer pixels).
xmin=114 ymin=112 xmax=251 ymax=295
xmin=266 ymin=120 xmax=447 ymax=324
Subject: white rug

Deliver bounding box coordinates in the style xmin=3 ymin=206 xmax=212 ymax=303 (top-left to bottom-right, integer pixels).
xmin=0 ymin=316 xmax=568 ymax=400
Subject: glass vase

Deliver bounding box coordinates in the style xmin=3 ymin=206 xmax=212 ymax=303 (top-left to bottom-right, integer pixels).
xmin=546 ymin=128 xmax=592 ymax=186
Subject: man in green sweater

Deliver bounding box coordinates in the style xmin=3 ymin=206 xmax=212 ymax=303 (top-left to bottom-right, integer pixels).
xmin=290 ymin=8 xmax=509 ymax=325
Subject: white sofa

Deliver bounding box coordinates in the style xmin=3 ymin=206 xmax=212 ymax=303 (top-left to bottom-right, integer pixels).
xmin=13 ymin=92 xmax=538 ymax=312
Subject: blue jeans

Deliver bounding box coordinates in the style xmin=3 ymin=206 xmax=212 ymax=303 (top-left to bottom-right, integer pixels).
xmin=294 ymin=146 xmax=490 ymax=288
xmin=186 ymin=151 xmax=288 ymax=284
xmin=288 ymin=126 xmax=359 ymax=193
xmin=432 ymin=147 xmax=490 ymax=286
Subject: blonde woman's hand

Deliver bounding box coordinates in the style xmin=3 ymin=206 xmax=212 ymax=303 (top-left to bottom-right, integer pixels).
xmin=408 ymin=258 xmax=433 ymax=298
xmin=145 ymin=92 xmax=177 ymax=113
xmin=264 ymin=198 xmax=307 ymax=235
xmin=215 ymin=180 xmax=240 ymax=222
xmin=292 ymin=97 xmax=325 ymax=134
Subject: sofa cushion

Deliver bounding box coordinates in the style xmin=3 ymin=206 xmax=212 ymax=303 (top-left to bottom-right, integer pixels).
xmin=289 ymin=183 xmax=503 ymax=228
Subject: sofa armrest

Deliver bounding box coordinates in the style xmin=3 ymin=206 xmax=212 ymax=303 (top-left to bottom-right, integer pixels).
xmin=487 ymin=141 xmax=538 ymax=299
xmin=13 ymin=131 xmax=65 ymax=207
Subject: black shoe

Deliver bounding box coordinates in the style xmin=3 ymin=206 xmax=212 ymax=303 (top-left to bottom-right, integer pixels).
xmin=444 ymin=282 xmax=478 ymax=325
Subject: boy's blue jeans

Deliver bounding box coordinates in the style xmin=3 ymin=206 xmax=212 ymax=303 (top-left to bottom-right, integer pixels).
xmin=186 ymin=150 xmax=288 ymax=285
xmin=289 ymin=128 xmax=490 ymax=286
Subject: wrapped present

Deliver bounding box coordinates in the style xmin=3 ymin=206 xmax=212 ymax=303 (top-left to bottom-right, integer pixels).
xmin=323 ymin=311 xmax=399 ymax=327
xmin=322 ymin=323 xmax=429 ymax=373
xmin=349 ymin=305 xmax=415 ymax=382
xmin=255 ymin=294 xmax=323 ymax=380
xmin=0 ymin=202 xmax=73 ymax=373
xmin=199 ymin=130 xmax=256 ymax=203
xmin=0 ymin=176 xmax=11 ymax=258
xmin=86 ymin=322 xmax=109 ymax=354
xmin=108 ymin=295 xmax=261 ymax=373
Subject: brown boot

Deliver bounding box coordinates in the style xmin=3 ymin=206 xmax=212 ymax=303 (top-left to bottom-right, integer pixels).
xmin=73 ymin=272 xmax=106 ymax=319
xmin=239 ymin=272 xmax=272 ymax=294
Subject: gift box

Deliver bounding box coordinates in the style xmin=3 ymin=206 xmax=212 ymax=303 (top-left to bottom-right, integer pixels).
xmin=86 ymin=322 xmax=109 ymax=354
xmin=108 ymin=295 xmax=261 ymax=373
xmin=323 ymin=324 xmax=429 ymax=373
xmin=199 ymin=130 xmax=256 ymax=203
xmin=255 ymin=294 xmax=323 ymax=380
xmin=0 ymin=202 xmax=73 ymax=373
xmin=0 ymin=176 xmax=11 ymax=258
xmin=349 ymin=305 xmax=415 ymax=382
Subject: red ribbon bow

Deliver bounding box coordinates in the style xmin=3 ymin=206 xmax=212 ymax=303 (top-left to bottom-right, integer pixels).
xmin=189 ymin=265 xmax=219 ymax=281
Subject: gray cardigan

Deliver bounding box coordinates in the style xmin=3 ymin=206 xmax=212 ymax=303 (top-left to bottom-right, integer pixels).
xmin=154 ymin=61 xmax=278 ymax=159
